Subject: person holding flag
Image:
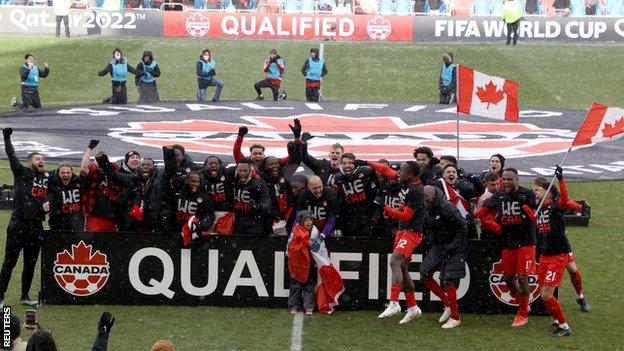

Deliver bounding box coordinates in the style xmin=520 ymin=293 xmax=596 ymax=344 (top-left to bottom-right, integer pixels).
xmin=254 ymin=48 xmax=286 ymax=101
xmin=301 ymin=48 xmax=327 ymax=102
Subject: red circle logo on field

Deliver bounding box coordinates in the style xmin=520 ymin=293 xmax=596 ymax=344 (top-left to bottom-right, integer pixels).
xmin=366 ymin=16 xmax=392 ymax=40
xmin=54 ymin=241 xmax=110 ymax=297
xmin=110 ymin=114 xmax=575 ymax=161
xmin=185 ymin=12 xmax=211 ymax=37
xmin=489 ymin=260 xmax=540 ymax=306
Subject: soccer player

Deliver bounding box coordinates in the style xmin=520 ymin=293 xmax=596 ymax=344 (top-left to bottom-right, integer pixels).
xmin=420 ymin=185 xmax=468 ymax=329
xmin=413 ymin=146 xmax=442 ymax=185
xmin=232 ymin=159 xmax=272 ymax=236
xmin=135 ymin=51 xmax=161 ymax=103
xmin=301 ymin=48 xmax=327 ymax=102
xmin=98 ymin=48 xmax=141 ymax=105
xmin=0 ymin=128 xmax=49 ymax=307
xmin=201 ymin=155 xmax=236 ymax=234
xmin=301 ymin=136 xmax=344 ymax=188
xmin=475 ymin=171 xmax=503 ymax=240
xmin=371 ymin=161 xmax=425 ymax=324
xmin=372 ymin=160 xmax=401 ymax=238
xmin=233 ymin=119 xmax=301 ymax=169
xmin=11 ymin=53 xmax=49 ymax=111
xmin=43 ymin=162 xmax=85 ymax=231
xmin=296 ymin=175 xmax=340 ymax=241
xmin=196 ymin=49 xmax=224 ymax=102
xmin=478 ymin=168 xmax=536 ymax=327
xmin=479 ymin=153 xmax=506 ymax=189
xmin=174 ymin=172 xmax=215 ymax=247
xmin=334 ymin=153 xmax=378 ymax=237
xmin=254 ymin=48 xmax=286 ymax=101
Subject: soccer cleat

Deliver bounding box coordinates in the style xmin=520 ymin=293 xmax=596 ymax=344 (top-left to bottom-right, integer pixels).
xmin=20 ymin=297 xmax=38 ymax=307
xmin=10 ymin=97 xmax=18 ymax=109
xmin=547 ymin=322 xmax=559 ymax=333
xmin=441 ymin=318 xmax=461 ymax=329
xmin=255 ymin=95 xmax=264 ymax=101
xmin=576 ymin=297 xmax=591 ymax=312
xmin=511 ymin=315 xmax=528 ymax=328
xmin=550 ymin=326 xmax=571 ymax=337
xmin=378 ymin=301 xmax=401 ymax=319
xmin=399 ymin=306 xmax=422 ymax=325
xmin=439 ymin=307 xmax=451 ymax=323
xmin=278 ymin=92 xmax=287 ymax=101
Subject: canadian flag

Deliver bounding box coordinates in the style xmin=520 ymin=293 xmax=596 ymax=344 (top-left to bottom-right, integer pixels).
xmin=572 ymin=102 xmax=624 ymax=147
xmin=441 ymin=180 xmax=470 ymax=217
xmin=457 ymin=65 xmax=520 ymax=122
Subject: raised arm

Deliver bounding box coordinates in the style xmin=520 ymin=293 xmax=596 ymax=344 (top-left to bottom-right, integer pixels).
xmin=367 ymin=161 xmax=397 ymax=180
xmin=80 ymin=140 xmax=99 ymax=176
xmin=3 ymin=128 xmax=25 ymax=176
xmin=233 ymin=126 xmax=247 ymax=163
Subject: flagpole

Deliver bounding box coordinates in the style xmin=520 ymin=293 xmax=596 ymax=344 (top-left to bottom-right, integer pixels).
xmin=535 ymin=146 xmax=572 ymax=219
xmin=455 ymin=65 xmax=460 ymax=164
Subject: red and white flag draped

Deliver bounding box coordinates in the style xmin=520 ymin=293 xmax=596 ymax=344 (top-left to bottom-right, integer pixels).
xmin=441 ymin=180 xmax=470 ymax=217
xmin=457 ymin=65 xmax=520 ymax=122
xmin=572 ymin=102 xmax=624 ymax=147
xmin=287 ymin=224 xmax=345 ymax=314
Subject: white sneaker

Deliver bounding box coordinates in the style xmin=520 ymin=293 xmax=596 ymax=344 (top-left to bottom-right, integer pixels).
xmin=442 ymin=318 xmax=461 ymax=329
xmin=10 ymin=97 xmax=18 ymax=109
xmin=439 ymin=306 xmax=451 ymax=323
xmin=378 ymin=301 xmax=401 ymax=319
xmin=399 ymin=306 xmax=422 ymax=325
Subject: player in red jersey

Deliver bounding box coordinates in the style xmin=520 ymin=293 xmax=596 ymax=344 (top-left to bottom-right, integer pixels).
xmin=369 ymin=161 xmax=426 ymax=325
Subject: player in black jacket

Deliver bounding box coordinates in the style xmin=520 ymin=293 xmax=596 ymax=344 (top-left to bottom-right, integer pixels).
xmin=174 ymin=172 xmax=215 ymax=246
xmin=296 ymin=175 xmax=339 ymax=241
xmin=301 ymin=138 xmax=344 ymax=189
xmin=44 ymin=162 xmax=86 ymax=231
xmin=202 ymin=156 xmax=237 ymax=235
xmin=420 ymin=185 xmax=468 ymax=329
xmin=232 ymin=159 xmax=272 ymax=236
xmin=0 ymin=128 xmax=49 ymax=307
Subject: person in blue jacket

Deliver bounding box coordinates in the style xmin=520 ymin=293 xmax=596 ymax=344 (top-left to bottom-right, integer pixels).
xmin=301 ymin=48 xmax=327 ymax=102
xmin=438 ymin=52 xmax=456 ymax=104
xmin=135 ymin=51 xmax=161 ymax=103
xmin=11 ymin=53 xmax=50 ymax=111
xmin=254 ymin=48 xmax=286 ymax=101
xmin=98 ymin=48 xmax=141 ymax=105
xmin=196 ymin=49 xmax=224 ymax=103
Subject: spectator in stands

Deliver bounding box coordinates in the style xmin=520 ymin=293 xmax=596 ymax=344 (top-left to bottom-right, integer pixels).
xmin=502 ymin=0 xmax=523 ymax=45
xmin=525 ymin=0 xmax=539 ymax=14
xmin=553 ymin=0 xmax=571 ymax=15
xmin=254 ymin=48 xmax=286 ymax=101
xmin=1 ymin=313 xmax=27 ymax=351
xmin=11 ymin=54 xmax=49 ymax=111
xmin=585 ymin=0 xmax=598 ymax=15
xmin=414 ymin=0 xmax=426 ymax=12
xmin=163 ymin=0 xmax=184 ymax=10
xmin=135 ymin=51 xmax=161 ymax=103
xmin=301 ymin=48 xmax=327 ymax=102
xmin=53 ymin=0 xmax=71 ymax=38
xmin=428 ymin=0 xmax=445 ymax=12
xmin=196 ymin=49 xmax=224 ymax=103
xmin=98 ymin=48 xmax=142 ymax=105
xmin=438 ymin=52 xmax=456 ymax=104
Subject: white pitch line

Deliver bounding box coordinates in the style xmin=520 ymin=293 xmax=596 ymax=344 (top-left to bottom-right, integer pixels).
xmin=290 ymin=313 xmax=304 ymax=351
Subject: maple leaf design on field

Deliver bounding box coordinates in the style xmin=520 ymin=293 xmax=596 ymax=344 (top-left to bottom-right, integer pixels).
xmin=476 ymin=81 xmax=506 ymax=109
xmin=601 ymin=117 xmax=624 ymax=138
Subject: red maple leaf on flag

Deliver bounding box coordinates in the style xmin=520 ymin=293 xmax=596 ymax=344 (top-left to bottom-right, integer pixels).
xmin=476 ymin=81 xmax=506 ymax=109
xmin=601 ymin=117 xmax=624 ymax=138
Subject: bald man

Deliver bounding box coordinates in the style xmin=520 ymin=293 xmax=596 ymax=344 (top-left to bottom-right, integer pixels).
xmin=420 ymin=185 xmax=468 ymax=329
xmin=296 ymin=175 xmax=340 ymax=239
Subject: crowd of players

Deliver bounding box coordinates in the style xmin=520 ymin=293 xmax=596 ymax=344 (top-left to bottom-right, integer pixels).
xmin=0 ymin=117 xmax=590 ymax=335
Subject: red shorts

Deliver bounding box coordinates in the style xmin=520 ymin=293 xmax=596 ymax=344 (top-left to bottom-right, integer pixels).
xmin=539 ymin=252 xmax=573 ymax=287
xmin=393 ymin=230 xmax=423 ymax=259
xmin=501 ymin=245 xmax=536 ymax=276
xmin=85 ymin=216 xmax=117 ymax=232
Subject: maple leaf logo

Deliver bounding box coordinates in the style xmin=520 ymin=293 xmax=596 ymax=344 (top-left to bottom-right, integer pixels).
xmin=476 ymin=81 xmax=506 ymax=109
xmin=55 ymin=241 xmax=108 ymax=266
xmin=53 ymin=241 xmax=110 ymax=297
xmin=602 ymin=117 xmax=624 ymax=138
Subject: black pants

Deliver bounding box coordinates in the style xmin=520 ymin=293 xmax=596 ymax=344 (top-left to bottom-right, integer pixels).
xmin=104 ymin=82 xmax=127 ymax=104
xmin=20 ymin=88 xmax=42 ymax=109
xmin=305 ymin=86 xmax=320 ymax=102
xmin=288 ymin=261 xmax=317 ymax=310
xmin=506 ymin=20 xmax=520 ymax=45
xmin=55 ymin=15 xmax=70 ymax=37
xmin=0 ymin=219 xmax=44 ymax=299
xmin=439 ymin=86 xmax=456 ymax=104
xmin=254 ymin=79 xmax=280 ymax=101
xmin=137 ymin=82 xmax=160 ymax=103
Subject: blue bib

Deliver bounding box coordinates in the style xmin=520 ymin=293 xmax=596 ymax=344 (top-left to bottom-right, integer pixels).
xmin=22 ymin=64 xmax=39 ymax=87
xmin=112 ymin=62 xmax=128 ymax=82
xmin=306 ymin=58 xmax=324 ymax=81
xmin=140 ymin=60 xmax=158 ymax=84
xmin=267 ymin=58 xmax=284 ymax=80
xmin=440 ymin=63 xmax=456 ymax=87
xmin=198 ymin=59 xmax=216 ymax=80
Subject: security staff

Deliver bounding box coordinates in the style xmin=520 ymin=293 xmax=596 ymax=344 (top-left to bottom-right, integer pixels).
xmin=135 ymin=51 xmax=161 ymax=103
xmin=98 ymin=48 xmax=141 ymax=105
xmin=11 ymin=53 xmax=49 ymax=111
xmin=301 ymin=48 xmax=327 ymax=102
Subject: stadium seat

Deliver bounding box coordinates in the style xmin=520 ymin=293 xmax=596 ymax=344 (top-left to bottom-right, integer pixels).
xmin=569 ymin=0 xmax=586 ymax=16
xmin=396 ymin=0 xmax=411 ymax=14
xmin=473 ymin=0 xmax=490 ymax=15
xmin=491 ymin=0 xmax=504 ymax=15
xmin=379 ymin=0 xmax=394 ymax=14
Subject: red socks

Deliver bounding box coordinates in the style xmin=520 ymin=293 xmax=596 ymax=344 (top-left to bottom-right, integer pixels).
xmin=424 ymin=280 xmax=449 ymax=306
xmin=569 ymin=269 xmax=583 ymax=296
xmin=390 ymin=284 xmax=401 ymax=302
xmin=544 ymin=297 xmax=566 ymax=324
xmin=517 ymin=296 xmax=529 ymax=317
xmin=445 ymin=284 xmax=460 ymax=320
xmin=405 ymin=291 xmax=417 ymax=308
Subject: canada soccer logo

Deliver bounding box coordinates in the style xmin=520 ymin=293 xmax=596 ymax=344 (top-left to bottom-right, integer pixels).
xmin=54 ymin=241 xmax=110 ymax=297
xmin=489 ymin=260 xmax=540 ymax=306
xmin=185 ymin=12 xmax=211 ymax=37
xmin=366 ymin=16 xmax=392 ymax=40
xmin=109 ymin=114 xmax=576 ymax=161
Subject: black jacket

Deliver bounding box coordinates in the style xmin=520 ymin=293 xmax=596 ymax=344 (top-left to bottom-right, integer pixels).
xmin=135 ymin=50 xmax=161 ymax=85
xmin=46 ymin=171 xmax=86 ymax=231
xmin=232 ymin=176 xmax=271 ymax=235
xmin=301 ymin=143 xmax=340 ymax=188
xmin=4 ymin=134 xmax=49 ymax=221
xmin=202 ymin=165 xmax=235 ymax=212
